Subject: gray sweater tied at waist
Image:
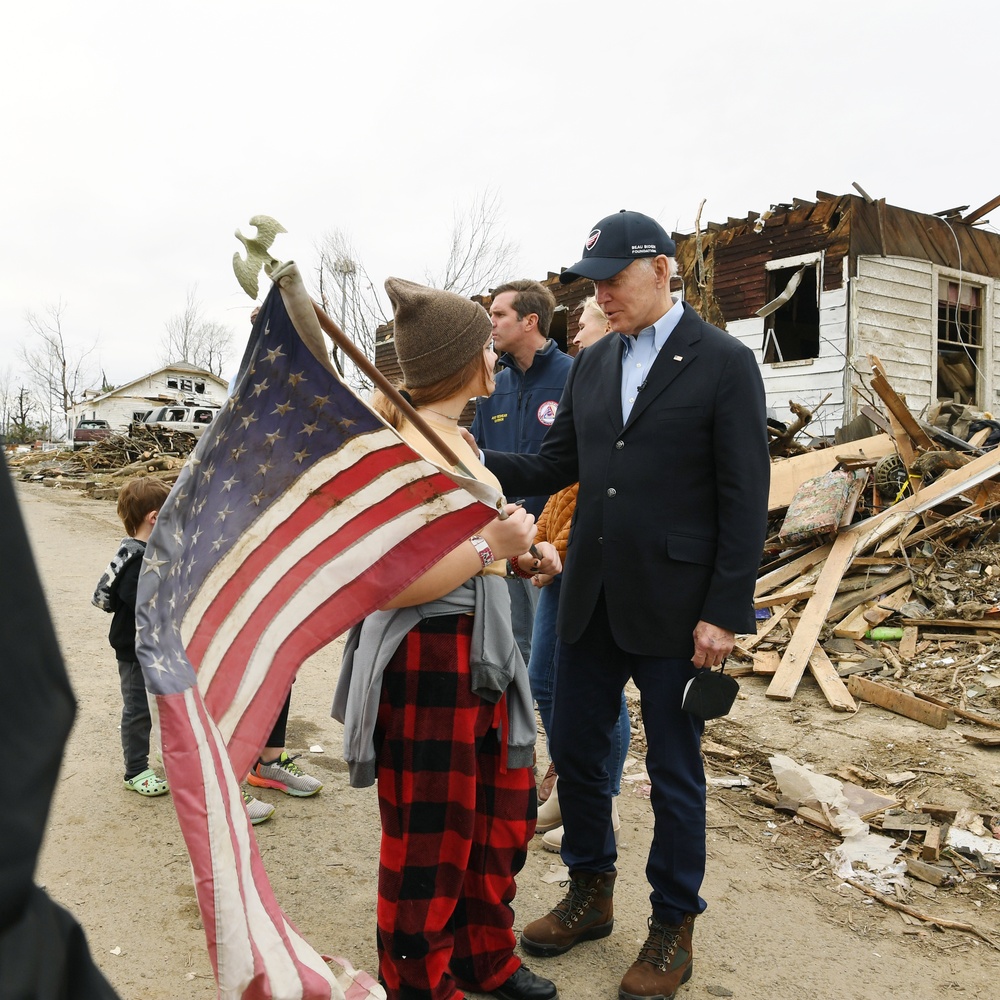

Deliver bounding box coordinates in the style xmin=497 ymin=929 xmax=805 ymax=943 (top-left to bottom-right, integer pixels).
xmin=331 ymin=573 xmax=536 ymax=788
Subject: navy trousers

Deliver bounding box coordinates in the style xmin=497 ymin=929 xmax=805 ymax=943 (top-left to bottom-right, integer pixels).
xmin=549 ymin=592 xmax=707 ymax=925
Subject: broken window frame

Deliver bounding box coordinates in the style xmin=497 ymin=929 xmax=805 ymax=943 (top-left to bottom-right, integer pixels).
xmin=759 ymin=252 xmax=824 ymax=365
xmin=935 ymin=270 xmax=989 ymax=407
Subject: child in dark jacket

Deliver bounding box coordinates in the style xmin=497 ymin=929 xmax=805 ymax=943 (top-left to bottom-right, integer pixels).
xmin=92 ymin=476 xmax=171 ymax=796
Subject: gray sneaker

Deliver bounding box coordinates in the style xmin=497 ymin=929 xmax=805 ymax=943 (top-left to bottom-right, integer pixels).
xmin=247 ymin=751 xmax=323 ymax=797
xmin=242 ymin=789 xmax=276 ymax=825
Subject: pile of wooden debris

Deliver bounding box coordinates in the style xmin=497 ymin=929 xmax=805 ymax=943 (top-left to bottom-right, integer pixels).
xmin=7 ymin=426 xmax=195 ymax=497
xmin=738 ymin=357 xmax=1000 ymax=744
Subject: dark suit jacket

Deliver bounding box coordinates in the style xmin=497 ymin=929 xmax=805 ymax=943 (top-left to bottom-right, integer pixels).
xmin=486 ymin=302 xmax=770 ymax=659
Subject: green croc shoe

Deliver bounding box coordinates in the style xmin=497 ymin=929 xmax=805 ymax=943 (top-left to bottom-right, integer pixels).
xmin=124 ymin=768 xmax=169 ymax=797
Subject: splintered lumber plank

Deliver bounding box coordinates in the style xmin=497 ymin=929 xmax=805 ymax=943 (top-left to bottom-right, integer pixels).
xmin=755 ymin=543 xmax=833 ymax=597
xmin=702 ymin=738 xmax=740 ymax=761
xmin=922 ymin=825 xmax=943 ymax=862
xmin=868 ymin=355 xmax=935 ymax=451
xmin=768 ymin=435 xmax=895 ymax=512
xmin=901 ymin=618 xmax=1000 ymax=629
xmin=847 ymin=675 xmax=949 ymax=729
xmin=913 ymin=691 xmax=1000 ymax=730
xmin=807 ymin=646 xmax=857 ymax=711
xmin=885 ymin=408 xmax=921 ymax=495
xmin=754 ymin=586 xmax=814 ymax=608
xmin=751 ymin=650 xmax=780 ymax=676
xmin=767 ymin=531 xmax=858 ymax=700
xmin=840 ymin=472 xmax=868 ymax=525
xmin=751 ymin=789 xmax=837 ymax=833
xmin=743 ymin=603 xmax=794 ymax=650
xmin=833 ymin=601 xmax=878 ymax=639
xmin=864 ymin=583 xmax=913 ymax=626
xmin=968 ymin=426 xmax=992 ymax=449
xmin=899 ymin=626 xmax=918 ymax=660
xmin=826 ymin=570 xmax=912 ymax=623
xmin=905 ymin=856 xmax=950 ymax=886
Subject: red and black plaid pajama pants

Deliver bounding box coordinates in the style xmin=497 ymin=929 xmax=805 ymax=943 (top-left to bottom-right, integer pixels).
xmin=375 ymin=613 xmax=536 ymax=1000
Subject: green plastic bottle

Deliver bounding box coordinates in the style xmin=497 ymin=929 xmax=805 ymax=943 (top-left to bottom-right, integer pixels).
xmin=865 ymin=626 xmax=904 ymax=641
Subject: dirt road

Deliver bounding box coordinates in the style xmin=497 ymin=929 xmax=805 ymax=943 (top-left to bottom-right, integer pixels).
xmin=15 ymin=478 xmax=999 ymax=1000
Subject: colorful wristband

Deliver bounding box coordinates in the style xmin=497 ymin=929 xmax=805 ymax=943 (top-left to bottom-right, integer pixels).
xmin=509 ymin=554 xmax=535 ymax=579
xmin=469 ymin=535 xmax=494 ymax=569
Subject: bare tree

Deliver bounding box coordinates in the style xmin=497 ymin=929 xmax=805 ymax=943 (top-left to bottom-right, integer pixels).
xmin=313 ymin=229 xmax=390 ymax=394
xmin=427 ymin=190 xmax=520 ymax=297
xmin=7 ymin=385 xmax=42 ymax=445
xmin=0 ymin=366 xmax=12 ymax=440
xmin=311 ymin=191 xmax=519 ymax=395
xmin=21 ymin=302 xmax=97 ymax=440
xmin=161 ymin=286 xmax=234 ymax=376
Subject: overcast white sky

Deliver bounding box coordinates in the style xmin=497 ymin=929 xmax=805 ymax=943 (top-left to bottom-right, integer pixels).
xmin=4 ymin=0 xmax=999 ymax=390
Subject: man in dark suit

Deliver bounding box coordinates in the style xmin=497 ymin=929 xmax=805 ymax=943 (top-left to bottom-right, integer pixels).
xmin=483 ymin=211 xmax=769 ymax=1000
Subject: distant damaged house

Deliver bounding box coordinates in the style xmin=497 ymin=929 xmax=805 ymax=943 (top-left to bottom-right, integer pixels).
xmin=672 ymin=191 xmax=1000 ymax=438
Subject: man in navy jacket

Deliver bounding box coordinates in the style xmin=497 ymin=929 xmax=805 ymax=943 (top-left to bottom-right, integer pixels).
xmin=470 ymin=279 xmax=573 ymax=664
xmin=483 ymin=212 xmax=770 ymax=1000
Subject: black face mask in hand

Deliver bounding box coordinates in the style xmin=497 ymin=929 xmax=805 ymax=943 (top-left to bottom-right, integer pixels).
xmin=681 ymin=663 xmax=739 ymax=720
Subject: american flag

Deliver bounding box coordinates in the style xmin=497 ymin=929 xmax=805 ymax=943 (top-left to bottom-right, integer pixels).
xmin=136 ymin=266 xmax=498 ymax=1000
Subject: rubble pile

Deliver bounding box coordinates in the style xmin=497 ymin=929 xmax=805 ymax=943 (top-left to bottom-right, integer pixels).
xmin=6 ymin=426 xmax=196 ymax=497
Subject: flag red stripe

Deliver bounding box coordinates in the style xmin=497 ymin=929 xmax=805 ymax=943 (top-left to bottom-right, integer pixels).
xmin=220 ymin=504 xmax=490 ymax=774
xmin=185 ymin=440 xmax=416 ymax=666
xmin=196 ymin=476 xmax=483 ymax=717
xmin=161 ymin=689 xmax=336 ymax=998
xmin=187 ymin=455 xmax=462 ymax=670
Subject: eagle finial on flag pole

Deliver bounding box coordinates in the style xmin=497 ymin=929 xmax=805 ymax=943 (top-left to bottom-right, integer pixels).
xmin=233 ymin=214 xmax=288 ymax=298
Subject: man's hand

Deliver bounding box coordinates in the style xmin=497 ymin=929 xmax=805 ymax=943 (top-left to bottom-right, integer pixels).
xmin=459 ymin=427 xmax=481 ymax=460
xmin=691 ymin=620 xmax=734 ymax=668
xmin=526 ymin=541 xmax=561 ymax=579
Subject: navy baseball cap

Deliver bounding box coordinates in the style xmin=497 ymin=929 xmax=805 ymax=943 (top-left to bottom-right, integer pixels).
xmin=559 ymin=210 xmax=676 ymax=284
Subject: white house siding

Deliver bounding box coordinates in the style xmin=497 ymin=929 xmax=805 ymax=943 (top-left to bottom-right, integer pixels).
xmin=729 ymin=285 xmax=849 ymax=439
xmin=68 ymin=367 xmax=228 ymax=437
xmin=850 ymin=256 xmax=934 ymax=421
xmin=986 ymin=276 xmax=1000 ymax=413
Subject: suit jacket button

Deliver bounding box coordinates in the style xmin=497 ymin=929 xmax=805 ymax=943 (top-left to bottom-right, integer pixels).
xmin=615 ymin=440 xmax=624 ymax=449
xmin=598 ymin=536 xmax=603 ymax=544
xmin=607 ymin=488 xmax=616 ymax=497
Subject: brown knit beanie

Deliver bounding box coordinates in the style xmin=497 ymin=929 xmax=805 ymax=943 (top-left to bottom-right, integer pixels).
xmin=385 ymin=277 xmax=492 ymax=388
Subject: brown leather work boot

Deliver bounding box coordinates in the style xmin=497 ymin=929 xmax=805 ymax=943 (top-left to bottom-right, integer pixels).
xmin=538 ymin=761 xmax=557 ymax=803
xmin=618 ymin=914 xmax=695 ymax=1000
xmin=520 ymin=870 xmax=615 ymax=957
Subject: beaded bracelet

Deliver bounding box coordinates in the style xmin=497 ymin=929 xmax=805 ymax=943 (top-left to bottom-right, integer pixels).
xmin=509 ymin=554 xmax=536 ymax=579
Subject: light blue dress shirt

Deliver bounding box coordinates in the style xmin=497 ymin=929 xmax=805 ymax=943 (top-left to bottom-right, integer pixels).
xmin=620 ymin=297 xmax=684 ymax=422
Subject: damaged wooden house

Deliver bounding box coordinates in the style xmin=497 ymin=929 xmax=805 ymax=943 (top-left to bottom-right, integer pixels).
xmin=672 ymin=190 xmax=1000 ymax=440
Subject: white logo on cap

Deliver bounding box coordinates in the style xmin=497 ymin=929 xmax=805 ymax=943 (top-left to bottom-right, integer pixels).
xmin=585 ymin=229 xmax=601 ymax=251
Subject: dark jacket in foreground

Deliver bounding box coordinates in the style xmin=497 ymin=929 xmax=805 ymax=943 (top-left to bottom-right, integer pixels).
xmin=485 ymin=302 xmax=770 ymax=659
xmin=0 ymin=451 xmax=120 ymax=1000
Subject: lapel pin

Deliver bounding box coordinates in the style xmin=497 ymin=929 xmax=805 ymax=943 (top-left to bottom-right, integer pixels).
xmin=673 ymin=355 xmax=683 ymax=362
